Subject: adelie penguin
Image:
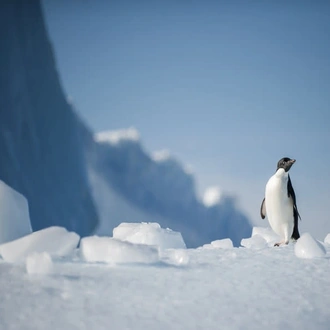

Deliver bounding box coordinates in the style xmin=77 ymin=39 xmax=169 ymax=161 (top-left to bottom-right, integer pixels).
xmin=260 ymin=157 xmax=301 ymax=246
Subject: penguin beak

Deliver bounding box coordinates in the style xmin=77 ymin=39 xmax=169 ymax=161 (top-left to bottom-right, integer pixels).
xmin=290 ymin=159 xmax=296 ymax=164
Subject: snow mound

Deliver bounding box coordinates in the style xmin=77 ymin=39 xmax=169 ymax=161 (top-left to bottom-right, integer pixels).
xmin=113 ymin=222 xmax=186 ymax=250
xmin=80 ymin=236 xmax=159 ymax=264
xmin=202 ymin=238 xmax=233 ymax=249
xmin=241 ymin=235 xmax=267 ymax=249
xmin=251 ymin=227 xmax=280 ymax=245
xmin=0 ymin=227 xmax=80 ymax=263
xmin=324 ymin=233 xmax=330 ymax=245
xmin=0 ymin=180 xmax=32 ymax=244
xmin=95 ymin=127 xmax=140 ymax=145
xmin=26 ymin=252 xmax=53 ymax=275
xmin=294 ymin=233 xmax=326 ymax=259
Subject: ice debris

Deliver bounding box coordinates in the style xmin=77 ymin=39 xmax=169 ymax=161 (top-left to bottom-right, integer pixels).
xmin=241 ymin=235 xmax=267 ymax=249
xmin=0 ymin=226 xmax=80 ymax=263
xmin=113 ymin=222 xmax=186 ymax=250
xmin=294 ymin=233 xmax=326 ymax=259
xmin=80 ymin=236 xmax=160 ymax=264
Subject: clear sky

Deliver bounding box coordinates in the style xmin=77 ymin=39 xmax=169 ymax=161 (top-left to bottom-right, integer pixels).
xmin=42 ymin=0 xmax=330 ymax=238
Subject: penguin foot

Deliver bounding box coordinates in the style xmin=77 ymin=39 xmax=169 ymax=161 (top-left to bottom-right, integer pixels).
xmin=274 ymin=241 xmax=289 ymax=247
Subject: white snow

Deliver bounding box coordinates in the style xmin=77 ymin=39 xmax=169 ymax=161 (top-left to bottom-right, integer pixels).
xmin=80 ymin=236 xmax=159 ymax=264
xmin=0 ymin=226 xmax=80 ymax=263
xmin=26 ymin=252 xmax=53 ymax=275
xmin=95 ymin=127 xmax=140 ymax=144
xmin=294 ymin=232 xmax=327 ymax=259
xmin=0 ymin=180 xmax=32 ymax=244
xmin=1 ymin=222 xmax=330 ymax=330
xmin=201 ymin=238 xmax=234 ymax=249
xmin=324 ymin=233 xmax=330 ymax=245
xmin=203 ymin=186 xmax=222 ymax=207
xmin=113 ymin=222 xmax=186 ymax=250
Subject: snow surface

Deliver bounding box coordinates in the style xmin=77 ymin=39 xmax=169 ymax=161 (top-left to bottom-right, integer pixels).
xmin=1 ymin=226 xmax=330 ymax=329
xmin=0 ymin=180 xmax=32 ymax=244
xmin=26 ymin=252 xmax=53 ymax=275
xmin=113 ymin=222 xmax=186 ymax=250
xmin=0 ymin=227 xmax=80 ymax=263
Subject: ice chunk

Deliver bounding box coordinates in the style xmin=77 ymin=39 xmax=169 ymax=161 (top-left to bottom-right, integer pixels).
xmin=324 ymin=233 xmax=330 ymax=245
xmin=201 ymin=238 xmax=234 ymax=250
xmin=113 ymin=222 xmax=186 ymax=250
xmin=211 ymin=238 xmax=233 ymax=249
xmin=294 ymin=233 xmax=326 ymax=259
xmin=80 ymin=236 xmax=159 ymax=264
xmin=0 ymin=180 xmax=32 ymax=244
xmin=252 ymin=227 xmax=280 ymax=244
xmin=0 ymin=226 xmax=80 ymax=263
xmin=26 ymin=252 xmax=53 ymax=275
xmin=241 ymin=235 xmax=267 ymax=249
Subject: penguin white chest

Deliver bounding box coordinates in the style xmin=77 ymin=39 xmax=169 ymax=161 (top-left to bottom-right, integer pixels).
xmin=265 ymin=169 xmax=293 ymax=241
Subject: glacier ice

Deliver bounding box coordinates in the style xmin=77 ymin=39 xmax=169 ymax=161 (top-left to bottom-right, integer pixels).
xmin=80 ymin=236 xmax=159 ymax=264
xmin=0 ymin=180 xmax=32 ymax=244
xmin=0 ymin=226 xmax=80 ymax=263
xmin=113 ymin=222 xmax=186 ymax=250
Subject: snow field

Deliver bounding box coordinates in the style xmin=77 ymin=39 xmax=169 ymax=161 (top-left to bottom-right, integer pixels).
xmin=1 ymin=240 xmax=330 ymax=330
xmin=0 ymin=218 xmax=330 ymax=329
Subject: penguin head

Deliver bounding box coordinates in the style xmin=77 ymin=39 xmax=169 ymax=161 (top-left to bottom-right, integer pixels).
xmin=277 ymin=157 xmax=296 ymax=172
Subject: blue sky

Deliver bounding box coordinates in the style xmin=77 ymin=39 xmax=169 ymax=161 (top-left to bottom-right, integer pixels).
xmin=43 ymin=0 xmax=330 ymax=238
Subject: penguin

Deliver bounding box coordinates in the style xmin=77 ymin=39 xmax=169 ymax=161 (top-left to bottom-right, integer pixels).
xmin=260 ymin=157 xmax=301 ymax=246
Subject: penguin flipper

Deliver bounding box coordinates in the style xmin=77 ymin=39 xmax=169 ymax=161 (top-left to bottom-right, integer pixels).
xmin=260 ymin=198 xmax=266 ymax=219
xmin=288 ymin=175 xmax=301 ymax=240
xmin=292 ymin=207 xmax=300 ymax=240
xmin=287 ymin=175 xmax=301 ymax=220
